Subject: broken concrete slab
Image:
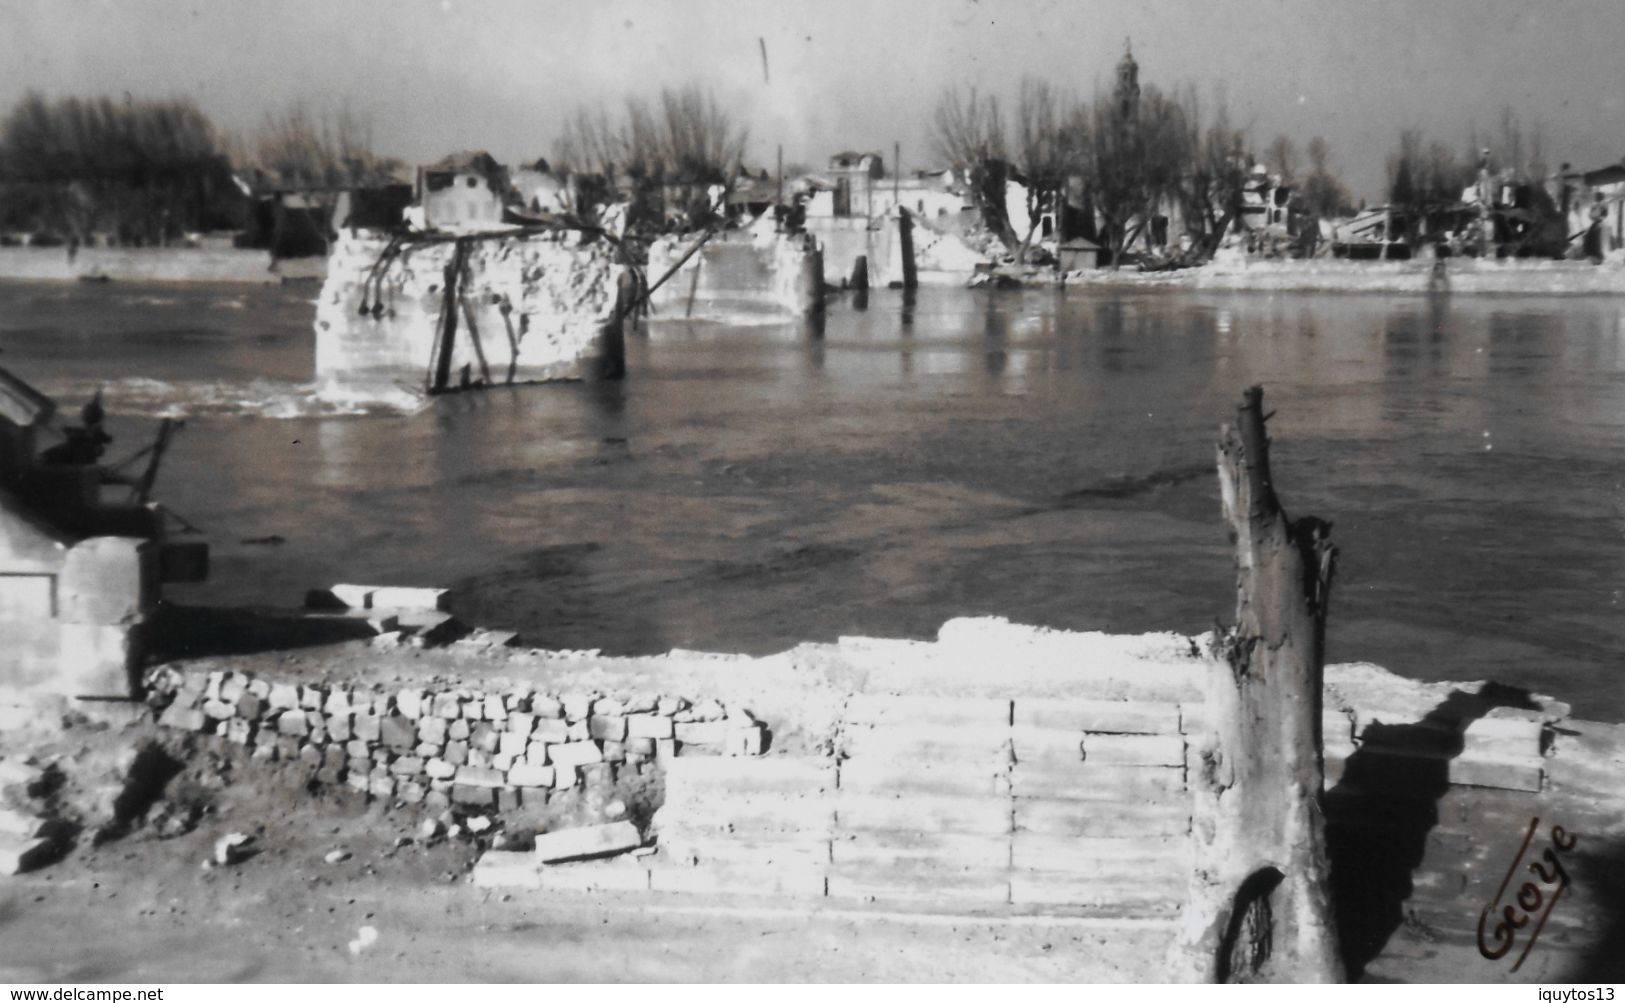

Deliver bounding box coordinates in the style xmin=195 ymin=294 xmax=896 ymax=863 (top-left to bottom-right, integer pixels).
xmin=534 ymin=821 xmax=641 ymax=864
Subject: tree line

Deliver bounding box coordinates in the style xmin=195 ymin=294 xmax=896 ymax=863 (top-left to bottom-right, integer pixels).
xmin=0 ymin=92 xmax=401 ymax=246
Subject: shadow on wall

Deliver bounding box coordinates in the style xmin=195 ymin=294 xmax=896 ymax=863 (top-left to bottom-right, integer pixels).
xmin=146 ymin=604 xmax=379 ymax=662
xmin=1324 ymin=682 xmax=1540 ymax=978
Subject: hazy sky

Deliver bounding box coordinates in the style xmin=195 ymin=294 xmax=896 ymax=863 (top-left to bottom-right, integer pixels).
xmin=5 ymin=0 xmax=1624 ymax=200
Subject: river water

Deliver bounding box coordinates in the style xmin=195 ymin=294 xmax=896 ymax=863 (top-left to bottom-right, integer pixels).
xmin=2 ymin=280 xmax=1621 ymax=720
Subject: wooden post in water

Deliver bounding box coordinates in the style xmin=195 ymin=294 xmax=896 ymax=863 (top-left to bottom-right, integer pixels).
xmin=1169 ymin=386 xmax=1345 ymax=983
xmin=429 ymin=239 xmax=467 ymax=394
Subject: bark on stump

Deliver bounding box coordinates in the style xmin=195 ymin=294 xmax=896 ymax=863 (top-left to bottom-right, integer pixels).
xmin=1168 ymin=386 xmax=1345 ymax=983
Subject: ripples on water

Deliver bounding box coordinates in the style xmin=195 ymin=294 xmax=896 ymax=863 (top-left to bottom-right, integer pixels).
xmin=1 ymin=280 xmax=1621 ymax=720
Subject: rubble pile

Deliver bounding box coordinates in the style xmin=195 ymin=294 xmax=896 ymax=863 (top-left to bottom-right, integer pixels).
xmin=144 ymin=665 xmax=769 ymax=815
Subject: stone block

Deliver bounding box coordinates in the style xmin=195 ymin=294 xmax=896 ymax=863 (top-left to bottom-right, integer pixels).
xmin=563 ymin=694 xmax=593 ymax=722
xmin=448 ymin=718 xmax=471 ymax=741
xmin=1013 ymin=799 xmax=1189 ymax=839
xmin=508 ymin=763 xmax=555 ymax=787
xmin=380 ymin=715 xmax=415 ymax=750
xmin=533 ymin=717 xmax=570 ymax=742
xmin=327 ymin=584 xmax=375 ymax=609
xmin=425 ymin=758 xmax=457 ymax=780
xmin=224 ymin=718 xmax=254 ymax=745
xmin=830 ymin=830 xmax=1007 ymax=869
xmin=452 ymin=784 xmax=495 ymax=808
xmin=158 ymin=704 xmax=206 ymax=731
xmin=532 ymin=695 xmax=564 ymax=719
xmin=834 ymin=793 xmax=1010 ymax=836
xmin=276 ymin=710 xmax=309 ymax=737
xmin=726 ymin=723 xmax=765 ymax=756
xmin=368 ymin=775 xmax=396 ymax=800
xmin=627 ymin=737 xmax=656 ymax=757
xmin=454 ymin=765 xmax=506 ymax=789
xmin=498 ymin=731 xmax=528 ymax=758
xmin=327 ymin=715 xmax=352 ymax=743
xmin=397 ymin=781 xmax=426 ymax=805
xmin=627 ymin=714 xmax=674 ymax=740
xmin=352 ymin=712 xmax=381 ymax=742
xmin=389 ymin=756 xmax=424 ymax=776
xmin=369 ymin=586 xmax=448 ymax=611
xmin=838 ymin=758 xmax=1007 ymax=798
xmin=235 ymin=692 xmax=264 ymax=721
xmin=581 ymin=763 xmax=615 ymax=788
xmin=444 ymin=741 xmax=468 ymax=766
xmin=826 ymin=861 xmax=1006 ymax=905
xmin=1014 ymin=698 xmax=1181 ymax=735
xmin=507 ymin=712 xmax=535 ymax=737
xmin=1009 ymin=762 xmax=1185 ymax=802
xmin=534 ymin=821 xmax=641 ymax=863
xmin=841 ymin=722 xmax=1011 ymax=762
xmin=1081 ymin=733 xmax=1185 ymax=767
xmin=1451 ymin=756 xmax=1543 ymax=792
xmin=482 ymin=695 xmax=506 ymax=721
xmin=432 ymin=693 xmax=463 ymax=720
xmin=844 ymin=694 xmax=1011 ymax=728
xmin=675 ymin=720 xmax=728 ymax=746
xmin=472 ymin=850 xmax=542 ymax=889
xmin=417 ymin=716 xmax=447 ymax=744
xmin=540 ymin=859 xmax=651 ymax=892
xmin=549 ymin=741 xmax=603 ymax=770
xmin=471 ymin=723 xmax=499 ymax=753
xmin=0 ymin=835 xmax=56 ymax=875
xmin=1009 ymin=833 xmax=1184 ymax=876
xmin=394 ymin=690 xmax=424 ymax=719
xmin=589 ymin=715 xmax=627 ymax=741
xmin=600 ymin=741 xmax=626 ymax=763
xmin=299 ymin=686 xmax=325 ymax=710
xmin=267 ymin=683 xmax=301 ymax=710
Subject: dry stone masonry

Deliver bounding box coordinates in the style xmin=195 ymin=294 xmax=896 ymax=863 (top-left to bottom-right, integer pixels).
xmin=145 ymin=665 xmax=767 ymax=814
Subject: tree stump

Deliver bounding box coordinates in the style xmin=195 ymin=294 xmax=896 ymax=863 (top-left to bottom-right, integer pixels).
xmin=1168 ymin=386 xmax=1345 ymax=983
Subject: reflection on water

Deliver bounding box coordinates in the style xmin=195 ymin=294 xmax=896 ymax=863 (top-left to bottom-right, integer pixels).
xmin=2 ymin=280 xmax=1622 ymax=719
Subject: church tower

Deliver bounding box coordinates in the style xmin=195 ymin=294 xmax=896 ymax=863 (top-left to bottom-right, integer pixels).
xmin=1114 ymin=39 xmax=1140 ymax=122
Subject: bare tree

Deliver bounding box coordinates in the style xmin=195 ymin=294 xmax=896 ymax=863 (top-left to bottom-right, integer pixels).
xmin=1300 ymin=136 xmax=1354 ymax=219
xmin=1178 ymin=87 xmax=1250 ymax=260
xmin=1264 ymin=134 xmax=1298 ymax=184
xmin=0 ymin=91 xmax=237 ymax=244
xmin=1086 ymin=78 xmax=1193 ymax=267
xmin=930 ymin=85 xmax=1016 ymax=249
xmin=251 ymin=103 xmax=399 ymax=190
xmin=1011 ymin=77 xmax=1086 ymax=262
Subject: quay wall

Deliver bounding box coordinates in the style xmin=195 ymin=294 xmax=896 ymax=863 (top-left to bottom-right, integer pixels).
xmin=0 ymin=246 xmax=325 ymax=283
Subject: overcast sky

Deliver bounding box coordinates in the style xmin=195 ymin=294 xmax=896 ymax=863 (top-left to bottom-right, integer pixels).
xmin=5 ymin=0 xmax=1624 ymax=200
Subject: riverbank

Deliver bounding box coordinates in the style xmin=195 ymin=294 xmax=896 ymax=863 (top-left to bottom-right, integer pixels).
xmin=0 ymin=247 xmax=326 ymax=284
xmin=1056 ymin=256 xmax=1625 ymax=294
xmin=1 ymin=613 xmax=1619 ymax=982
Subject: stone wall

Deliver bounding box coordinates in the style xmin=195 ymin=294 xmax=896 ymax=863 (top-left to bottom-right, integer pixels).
xmin=805 ymin=215 xmax=913 ymax=289
xmin=145 ymin=666 xmax=767 ymax=814
xmin=314 ymin=231 xmax=626 ymax=400
xmin=645 ymin=231 xmax=823 ymax=320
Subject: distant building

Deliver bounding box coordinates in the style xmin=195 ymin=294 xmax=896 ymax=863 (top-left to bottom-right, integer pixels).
xmin=509 ymin=158 xmax=569 ymax=216
xmin=417 ymin=151 xmax=509 ymax=231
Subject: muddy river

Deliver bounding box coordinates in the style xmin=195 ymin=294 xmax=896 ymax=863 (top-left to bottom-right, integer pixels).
xmin=3 ymin=280 xmax=1621 ymax=719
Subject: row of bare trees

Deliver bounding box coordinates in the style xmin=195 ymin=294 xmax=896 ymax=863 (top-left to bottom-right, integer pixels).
xmin=0 ymin=92 xmax=402 ymax=245
xmin=929 ymin=62 xmax=1362 ymax=267
xmin=553 ymin=85 xmax=747 ymax=229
